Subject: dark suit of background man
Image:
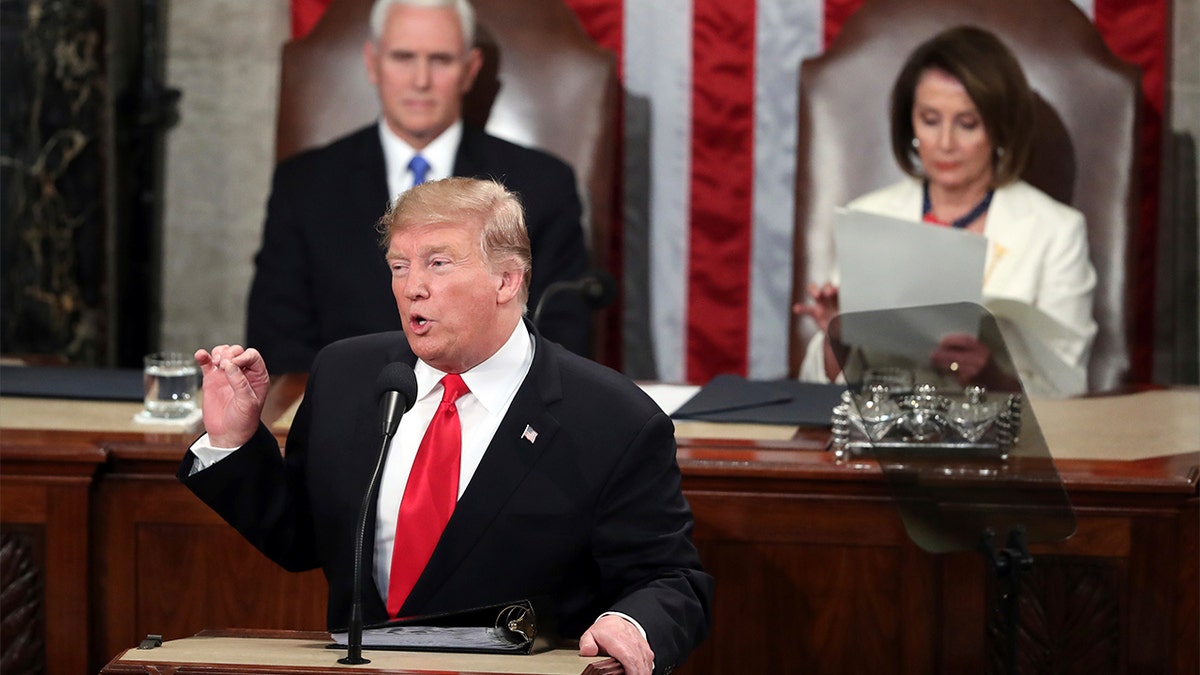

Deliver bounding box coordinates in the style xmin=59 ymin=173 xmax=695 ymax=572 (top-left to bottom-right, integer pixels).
xmin=181 ymin=177 xmax=712 ymax=675
xmin=247 ymin=0 xmax=591 ymax=373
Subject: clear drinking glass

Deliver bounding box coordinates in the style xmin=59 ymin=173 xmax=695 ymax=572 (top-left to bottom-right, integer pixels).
xmin=142 ymin=352 xmax=199 ymax=418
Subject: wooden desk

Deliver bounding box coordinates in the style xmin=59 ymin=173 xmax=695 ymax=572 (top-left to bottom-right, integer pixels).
xmin=0 ymin=433 xmax=105 ymax=675
xmin=1 ymin=380 xmax=1196 ymax=674
xmin=676 ymin=439 xmax=1198 ymax=674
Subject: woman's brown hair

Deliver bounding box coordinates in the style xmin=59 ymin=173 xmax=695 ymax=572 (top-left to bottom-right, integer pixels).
xmin=890 ymin=25 xmax=1034 ymax=186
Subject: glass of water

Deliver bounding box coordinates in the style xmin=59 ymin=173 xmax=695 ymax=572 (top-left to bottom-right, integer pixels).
xmin=143 ymin=352 xmax=199 ymax=419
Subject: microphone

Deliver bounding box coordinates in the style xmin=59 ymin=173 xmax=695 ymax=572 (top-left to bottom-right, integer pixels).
xmin=377 ymin=362 xmax=417 ymax=438
xmin=532 ymin=269 xmax=618 ymax=328
xmin=340 ymin=362 xmax=417 ymax=665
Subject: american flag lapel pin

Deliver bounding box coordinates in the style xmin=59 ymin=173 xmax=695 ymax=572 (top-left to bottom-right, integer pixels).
xmin=520 ymin=424 xmax=538 ymax=444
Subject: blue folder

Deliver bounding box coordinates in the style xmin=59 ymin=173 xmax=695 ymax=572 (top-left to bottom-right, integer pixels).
xmin=671 ymin=374 xmax=845 ymax=427
xmin=0 ymin=365 xmax=145 ymax=402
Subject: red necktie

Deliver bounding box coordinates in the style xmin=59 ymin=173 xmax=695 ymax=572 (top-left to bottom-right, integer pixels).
xmin=386 ymin=373 xmax=468 ymax=617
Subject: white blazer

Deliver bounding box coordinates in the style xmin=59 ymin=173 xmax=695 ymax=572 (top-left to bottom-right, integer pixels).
xmin=800 ymin=178 xmax=1097 ymax=397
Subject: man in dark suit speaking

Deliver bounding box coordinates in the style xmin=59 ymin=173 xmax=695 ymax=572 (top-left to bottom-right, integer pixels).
xmin=180 ymin=178 xmax=712 ymax=675
xmin=247 ymin=0 xmax=591 ymax=373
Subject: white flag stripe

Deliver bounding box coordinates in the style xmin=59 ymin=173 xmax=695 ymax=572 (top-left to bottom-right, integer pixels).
xmin=749 ymin=0 xmax=827 ymax=378
xmin=627 ymin=0 xmax=694 ymax=383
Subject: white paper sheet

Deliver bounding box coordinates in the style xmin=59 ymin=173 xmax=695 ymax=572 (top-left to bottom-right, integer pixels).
xmin=636 ymin=382 xmax=702 ymax=415
xmin=984 ymin=296 xmax=1087 ymax=395
xmin=833 ymin=208 xmax=987 ymax=314
xmin=836 ymin=303 xmax=986 ymax=365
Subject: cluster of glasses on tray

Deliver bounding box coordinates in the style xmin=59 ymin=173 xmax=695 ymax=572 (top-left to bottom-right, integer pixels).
xmin=830 ymin=369 xmax=1022 ymax=461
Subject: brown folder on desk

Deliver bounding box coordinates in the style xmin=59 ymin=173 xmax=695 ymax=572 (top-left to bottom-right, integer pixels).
xmin=671 ymin=374 xmax=845 ymax=426
xmin=330 ymin=598 xmax=556 ymax=655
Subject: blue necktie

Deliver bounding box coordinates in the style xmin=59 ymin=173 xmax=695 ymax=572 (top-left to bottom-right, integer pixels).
xmin=409 ymin=155 xmax=430 ymax=187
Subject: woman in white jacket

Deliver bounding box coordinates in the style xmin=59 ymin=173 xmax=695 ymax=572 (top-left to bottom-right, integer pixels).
xmin=795 ymin=26 xmax=1096 ymax=397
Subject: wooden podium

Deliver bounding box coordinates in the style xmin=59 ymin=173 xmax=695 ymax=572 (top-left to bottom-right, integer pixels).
xmin=101 ymin=629 xmax=622 ymax=674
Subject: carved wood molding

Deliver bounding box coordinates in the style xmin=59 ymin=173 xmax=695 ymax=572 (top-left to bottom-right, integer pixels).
xmin=1 ymin=531 xmax=45 ymax=674
xmin=986 ymin=557 xmax=1121 ymax=674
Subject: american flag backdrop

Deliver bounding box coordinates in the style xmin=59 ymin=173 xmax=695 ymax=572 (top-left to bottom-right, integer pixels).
xmin=292 ymin=0 xmax=1166 ymax=385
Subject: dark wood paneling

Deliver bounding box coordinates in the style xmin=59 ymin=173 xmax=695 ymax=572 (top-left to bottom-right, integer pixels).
xmin=92 ymin=459 xmax=327 ymax=671
xmin=669 ymin=437 xmax=1198 ymax=675
xmin=1 ymin=528 xmax=45 ymax=674
xmin=0 ymin=440 xmax=103 ymax=674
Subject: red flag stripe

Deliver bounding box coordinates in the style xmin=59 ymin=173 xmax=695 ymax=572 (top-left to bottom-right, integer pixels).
xmin=822 ymin=0 xmax=866 ymax=48
xmin=686 ymin=0 xmax=757 ymax=380
xmin=291 ymin=0 xmax=332 ymax=38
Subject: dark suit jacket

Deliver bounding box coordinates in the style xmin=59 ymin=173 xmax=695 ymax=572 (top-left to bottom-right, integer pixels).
xmin=179 ymin=324 xmax=712 ymax=673
xmin=246 ymin=125 xmax=591 ymax=373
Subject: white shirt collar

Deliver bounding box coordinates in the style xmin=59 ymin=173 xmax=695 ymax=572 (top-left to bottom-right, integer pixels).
xmin=378 ymin=118 xmax=464 ymax=199
xmin=412 ymin=320 xmax=535 ymax=415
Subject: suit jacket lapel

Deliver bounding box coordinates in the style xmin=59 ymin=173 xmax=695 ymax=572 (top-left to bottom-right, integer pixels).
xmin=352 ymin=399 xmax=390 ymax=619
xmin=891 ymin=178 xmax=924 ymax=218
xmin=351 ymin=126 xmax=391 ymax=220
xmin=981 ymin=184 xmax=1036 ymax=286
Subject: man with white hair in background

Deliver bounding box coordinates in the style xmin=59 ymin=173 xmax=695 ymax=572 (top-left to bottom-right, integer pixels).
xmin=247 ymin=0 xmax=591 ymax=373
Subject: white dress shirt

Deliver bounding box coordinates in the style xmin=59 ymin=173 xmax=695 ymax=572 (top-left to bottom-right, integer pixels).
xmin=373 ymin=321 xmax=533 ymax=594
xmin=378 ymin=118 xmax=462 ymax=199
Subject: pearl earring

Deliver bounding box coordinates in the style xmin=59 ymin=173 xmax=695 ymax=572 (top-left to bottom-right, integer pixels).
xmin=912 ymin=138 xmax=920 ymax=149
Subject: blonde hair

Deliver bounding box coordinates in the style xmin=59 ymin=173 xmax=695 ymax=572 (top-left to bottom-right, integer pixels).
xmin=378 ymin=177 xmax=532 ymax=303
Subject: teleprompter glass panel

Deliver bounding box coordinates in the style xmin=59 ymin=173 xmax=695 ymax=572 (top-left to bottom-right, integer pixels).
xmin=827 ymin=303 xmax=1075 ymax=554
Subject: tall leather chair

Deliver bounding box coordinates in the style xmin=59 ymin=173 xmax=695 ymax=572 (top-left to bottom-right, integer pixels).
xmin=275 ymin=0 xmax=619 ymax=363
xmin=789 ymin=0 xmax=1141 ymax=392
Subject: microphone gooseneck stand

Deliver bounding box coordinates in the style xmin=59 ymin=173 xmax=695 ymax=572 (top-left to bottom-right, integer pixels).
xmin=338 ymin=427 xmax=397 ymax=665
xmin=978 ymin=526 xmax=1034 ymax=675
xmin=531 ymin=270 xmax=618 ymax=329
xmin=340 ymin=365 xmax=416 ymax=665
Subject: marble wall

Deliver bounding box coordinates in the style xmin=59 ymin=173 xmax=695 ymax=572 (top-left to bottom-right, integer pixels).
xmin=158 ymin=0 xmax=288 ymax=354
xmin=156 ymin=0 xmax=1197 ymax=374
